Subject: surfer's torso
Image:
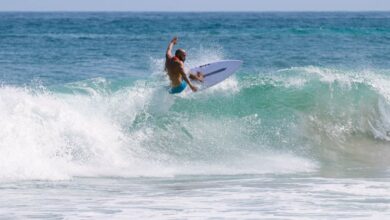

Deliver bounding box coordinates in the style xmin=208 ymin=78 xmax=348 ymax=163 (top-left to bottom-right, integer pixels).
xmin=165 ymin=56 xmax=184 ymax=87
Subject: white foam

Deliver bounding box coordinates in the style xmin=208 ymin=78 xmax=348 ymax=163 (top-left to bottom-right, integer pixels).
xmin=204 ymin=75 xmax=240 ymax=94
xmin=0 ymin=85 xmax=152 ymax=181
xmin=0 ymin=83 xmax=316 ymax=181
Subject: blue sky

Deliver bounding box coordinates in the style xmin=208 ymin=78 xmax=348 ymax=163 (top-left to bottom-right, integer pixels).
xmin=0 ymin=0 xmax=389 ymax=11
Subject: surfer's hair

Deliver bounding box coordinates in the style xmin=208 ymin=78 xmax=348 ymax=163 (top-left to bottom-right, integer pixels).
xmin=175 ymin=49 xmax=186 ymax=57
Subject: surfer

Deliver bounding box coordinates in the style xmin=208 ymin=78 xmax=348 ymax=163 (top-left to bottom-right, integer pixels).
xmin=165 ymin=37 xmax=204 ymax=93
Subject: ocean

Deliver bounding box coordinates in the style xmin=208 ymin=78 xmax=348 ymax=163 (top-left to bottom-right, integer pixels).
xmin=1 ymin=12 xmax=390 ymax=219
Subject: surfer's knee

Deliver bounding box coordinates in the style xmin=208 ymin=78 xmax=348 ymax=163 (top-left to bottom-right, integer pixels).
xmin=189 ymin=74 xmax=196 ymax=80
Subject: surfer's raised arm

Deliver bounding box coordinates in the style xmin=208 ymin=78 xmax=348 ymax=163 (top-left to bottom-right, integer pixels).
xmin=166 ymin=37 xmax=177 ymax=59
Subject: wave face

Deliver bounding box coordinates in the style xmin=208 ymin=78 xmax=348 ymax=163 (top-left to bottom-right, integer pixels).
xmin=1 ymin=65 xmax=390 ymax=181
xmin=1 ymin=12 xmax=390 ymax=181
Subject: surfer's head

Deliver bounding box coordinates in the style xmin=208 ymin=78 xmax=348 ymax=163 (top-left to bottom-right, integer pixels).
xmin=175 ymin=49 xmax=186 ymax=62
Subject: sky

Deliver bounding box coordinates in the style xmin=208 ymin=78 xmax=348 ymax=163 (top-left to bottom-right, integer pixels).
xmin=0 ymin=0 xmax=389 ymax=12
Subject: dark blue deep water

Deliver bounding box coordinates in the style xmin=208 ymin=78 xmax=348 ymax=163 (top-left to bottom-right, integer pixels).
xmin=1 ymin=12 xmax=390 ymax=84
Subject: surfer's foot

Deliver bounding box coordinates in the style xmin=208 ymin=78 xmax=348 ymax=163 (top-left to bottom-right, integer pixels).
xmin=190 ymin=71 xmax=204 ymax=82
xmin=197 ymin=72 xmax=204 ymax=82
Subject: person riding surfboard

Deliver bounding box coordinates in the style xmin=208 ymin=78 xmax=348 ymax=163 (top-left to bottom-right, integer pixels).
xmin=165 ymin=37 xmax=204 ymax=94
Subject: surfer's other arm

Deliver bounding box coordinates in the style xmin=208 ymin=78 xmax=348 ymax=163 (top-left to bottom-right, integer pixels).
xmin=178 ymin=63 xmax=198 ymax=92
xmin=166 ymin=37 xmax=177 ymax=59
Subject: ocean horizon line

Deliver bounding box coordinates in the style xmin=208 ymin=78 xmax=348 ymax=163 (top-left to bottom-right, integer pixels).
xmin=0 ymin=10 xmax=389 ymax=13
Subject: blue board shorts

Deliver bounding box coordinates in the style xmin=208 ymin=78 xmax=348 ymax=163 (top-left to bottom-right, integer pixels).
xmin=169 ymin=80 xmax=187 ymax=94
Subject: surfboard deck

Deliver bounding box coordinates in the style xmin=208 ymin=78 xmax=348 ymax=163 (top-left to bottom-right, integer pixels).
xmin=189 ymin=60 xmax=242 ymax=91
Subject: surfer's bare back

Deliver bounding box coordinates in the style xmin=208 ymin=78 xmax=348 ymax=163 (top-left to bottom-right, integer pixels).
xmin=165 ymin=37 xmax=203 ymax=94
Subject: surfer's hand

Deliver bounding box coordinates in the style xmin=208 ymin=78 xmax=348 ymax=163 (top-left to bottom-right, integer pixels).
xmin=190 ymin=84 xmax=198 ymax=92
xmin=171 ymin=37 xmax=178 ymax=45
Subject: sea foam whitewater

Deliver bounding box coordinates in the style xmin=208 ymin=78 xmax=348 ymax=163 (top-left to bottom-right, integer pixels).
xmin=0 ymin=12 xmax=390 ymax=219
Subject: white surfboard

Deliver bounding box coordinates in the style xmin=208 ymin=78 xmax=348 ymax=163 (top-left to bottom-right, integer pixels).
xmin=189 ymin=60 xmax=242 ymax=91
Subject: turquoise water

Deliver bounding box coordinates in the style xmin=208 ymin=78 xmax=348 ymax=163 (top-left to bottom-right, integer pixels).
xmin=1 ymin=12 xmax=390 ymax=219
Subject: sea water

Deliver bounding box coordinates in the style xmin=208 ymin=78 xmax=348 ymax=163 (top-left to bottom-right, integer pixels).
xmin=1 ymin=12 xmax=390 ymax=219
